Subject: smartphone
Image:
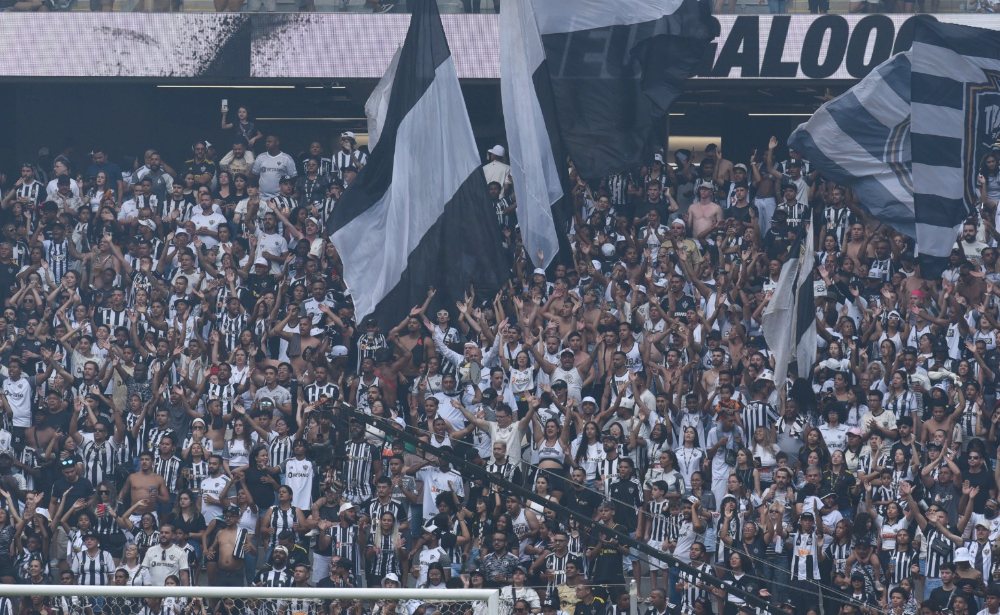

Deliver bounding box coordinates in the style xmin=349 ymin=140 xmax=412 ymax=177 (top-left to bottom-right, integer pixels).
xmin=221 ymin=98 xmax=228 ymax=112
xmin=97 ymin=504 xmax=106 ymax=516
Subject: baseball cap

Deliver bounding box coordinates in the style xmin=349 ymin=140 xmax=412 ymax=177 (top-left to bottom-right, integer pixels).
xmin=734 ymin=163 xmax=748 ymax=172
xmin=481 ymin=388 xmax=499 ymax=402
xmin=225 ymin=505 xmax=240 ymax=515
xmin=799 ymin=511 xmax=814 ymax=520
xmin=279 ymin=175 xmax=295 ymax=184
xmin=488 ymin=145 xmax=506 ymax=157
xmin=697 ymin=180 xmax=714 ymax=190
xmin=330 ymin=345 xmax=348 ymax=357
xmin=339 ymin=502 xmax=356 ymax=514
xmin=847 ymin=427 xmax=862 ymax=437
xmin=341 ymin=131 xmax=356 ymax=140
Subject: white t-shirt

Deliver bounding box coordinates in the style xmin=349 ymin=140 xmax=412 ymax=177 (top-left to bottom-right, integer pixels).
xmin=200 ymin=475 xmax=228 ymax=524
xmin=3 ymin=376 xmax=34 ymax=428
xmin=189 ymin=212 xmax=228 ymax=250
xmin=142 ymin=544 xmax=189 ymax=586
xmin=282 ymin=457 xmax=316 ymax=511
xmin=257 ymin=232 xmax=289 ymax=275
xmin=252 ymin=152 xmax=297 ymax=199
xmin=416 ymin=466 xmax=464 ymax=519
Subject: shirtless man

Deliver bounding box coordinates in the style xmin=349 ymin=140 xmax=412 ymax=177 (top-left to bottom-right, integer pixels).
xmin=390 ymin=312 xmax=436 ymax=379
xmin=844 ymin=222 xmax=875 ymax=269
xmin=542 ymin=296 xmax=579 ymax=340
xmin=750 ymin=149 xmax=778 ymax=236
xmin=371 ymin=332 xmax=413 ymax=410
xmin=686 ymin=181 xmax=723 ymax=239
xmin=119 ymin=450 xmax=170 ymax=522
xmin=269 ymin=308 xmax=322 ymax=374
xmin=207 ymin=504 xmax=256 ymax=588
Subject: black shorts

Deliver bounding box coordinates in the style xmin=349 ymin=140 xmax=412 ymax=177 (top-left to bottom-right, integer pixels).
xmin=808 ymin=0 xmax=829 ymax=10
xmin=216 ymin=567 xmax=245 ymax=587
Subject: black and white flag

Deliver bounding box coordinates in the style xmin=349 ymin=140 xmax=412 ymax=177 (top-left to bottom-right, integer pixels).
xmin=328 ymin=0 xmax=507 ymax=326
xmin=788 ymin=17 xmax=990 ymax=279
xmin=761 ymin=224 xmax=816 ymax=391
xmin=500 ymin=0 xmax=715 ymax=268
xmin=911 ymin=17 xmax=994 ymax=276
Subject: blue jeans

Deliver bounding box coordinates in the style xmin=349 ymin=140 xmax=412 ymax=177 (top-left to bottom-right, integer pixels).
xmin=925 ymin=576 xmax=943 ymax=600
xmin=667 ymin=566 xmax=681 ymax=605
xmin=768 ymin=0 xmax=786 ymax=11
xmin=762 ymin=554 xmax=790 ymax=604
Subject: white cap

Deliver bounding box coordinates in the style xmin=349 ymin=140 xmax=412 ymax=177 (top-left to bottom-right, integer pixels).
xmin=533 ymin=267 xmax=546 ymax=276
xmin=423 ymin=523 xmax=439 ymax=534
xmin=581 ymin=396 xmax=597 ymax=406
xmin=254 ymin=256 xmax=268 ymax=267
xmin=488 ymin=145 xmax=506 ymax=157
xmin=330 ymin=345 xmax=349 ymax=357
xmin=954 ymin=547 xmax=973 ymax=564
xmin=341 ymin=131 xmax=356 ymax=140
xmin=758 ymin=370 xmax=775 ymax=382
xmin=654 ymin=153 xmax=664 ymax=163
xmin=338 ymin=502 xmax=356 ymax=514
xmin=634 ymin=284 xmax=647 ymax=295
xmin=591 ymin=259 xmax=602 ymax=271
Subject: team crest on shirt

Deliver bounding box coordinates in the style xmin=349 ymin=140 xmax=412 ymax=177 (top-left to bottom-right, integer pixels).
xmin=966 ymin=70 xmax=1000 ymax=212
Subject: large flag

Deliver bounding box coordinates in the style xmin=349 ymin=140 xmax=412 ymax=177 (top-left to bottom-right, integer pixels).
xmin=786 ymin=53 xmax=914 ymax=237
xmin=328 ymin=0 xmax=507 ymax=326
xmin=910 ymin=18 xmax=998 ymax=276
xmin=788 ymin=17 xmax=990 ymax=279
xmin=761 ymin=224 xmax=815 ymax=392
xmin=500 ymin=0 xmax=715 ymax=269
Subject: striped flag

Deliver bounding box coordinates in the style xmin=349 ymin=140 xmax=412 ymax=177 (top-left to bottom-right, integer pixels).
xmin=911 ymin=17 xmax=996 ymax=276
xmin=789 ymin=17 xmax=994 ymax=279
xmin=787 ymin=53 xmax=914 ymax=237
xmin=500 ymin=0 xmax=715 ymax=268
xmin=761 ymin=224 xmax=815 ymax=391
xmin=328 ymin=0 xmax=507 ymax=325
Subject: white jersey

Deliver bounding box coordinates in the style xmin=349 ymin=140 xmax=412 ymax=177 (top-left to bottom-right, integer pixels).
xmin=3 ymin=376 xmax=34 ymax=428
xmin=200 ymin=475 xmax=228 ymax=524
xmin=282 ymin=457 xmax=315 ymax=510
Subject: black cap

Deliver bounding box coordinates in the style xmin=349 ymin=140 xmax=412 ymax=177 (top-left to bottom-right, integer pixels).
xmin=481 ymin=388 xmax=499 ymax=402
xmin=225 ymin=504 xmax=240 ymax=515
xmin=542 ymin=599 xmax=559 ymax=611
xmin=83 ymin=531 xmax=99 ymax=540
xmin=343 ymin=166 xmax=359 ymax=174
xmin=279 ymin=175 xmax=295 ymax=184
xmin=329 ymin=178 xmax=344 ymax=188
xmin=799 ymin=512 xmax=814 ymax=520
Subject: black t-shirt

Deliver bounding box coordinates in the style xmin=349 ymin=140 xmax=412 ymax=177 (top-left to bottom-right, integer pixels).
xmin=562 ymin=487 xmax=602 ymax=520
xmin=0 ymin=261 xmax=18 ymax=300
xmin=12 ymin=336 xmax=44 ymax=375
xmin=575 ymin=598 xmax=607 ymax=615
xmin=51 ymin=476 xmax=95 ymax=508
xmin=736 ymin=536 xmax=767 ymax=573
xmin=659 ymin=294 xmax=697 ymax=323
xmin=929 ymin=586 xmax=960 ymax=610
xmin=590 ymin=523 xmax=625 ymax=584
xmin=633 ymin=199 xmax=670 ymax=224
xmin=724 ymin=203 xmax=758 ymax=226
xmin=964 ymin=468 xmax=996 ymax=510
xmin=180 ymin=159 xmax=218 ymax=183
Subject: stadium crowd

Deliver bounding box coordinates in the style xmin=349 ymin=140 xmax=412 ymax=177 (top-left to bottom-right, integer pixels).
xmin=2 ymin=116 xmax=1000 ymax=615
